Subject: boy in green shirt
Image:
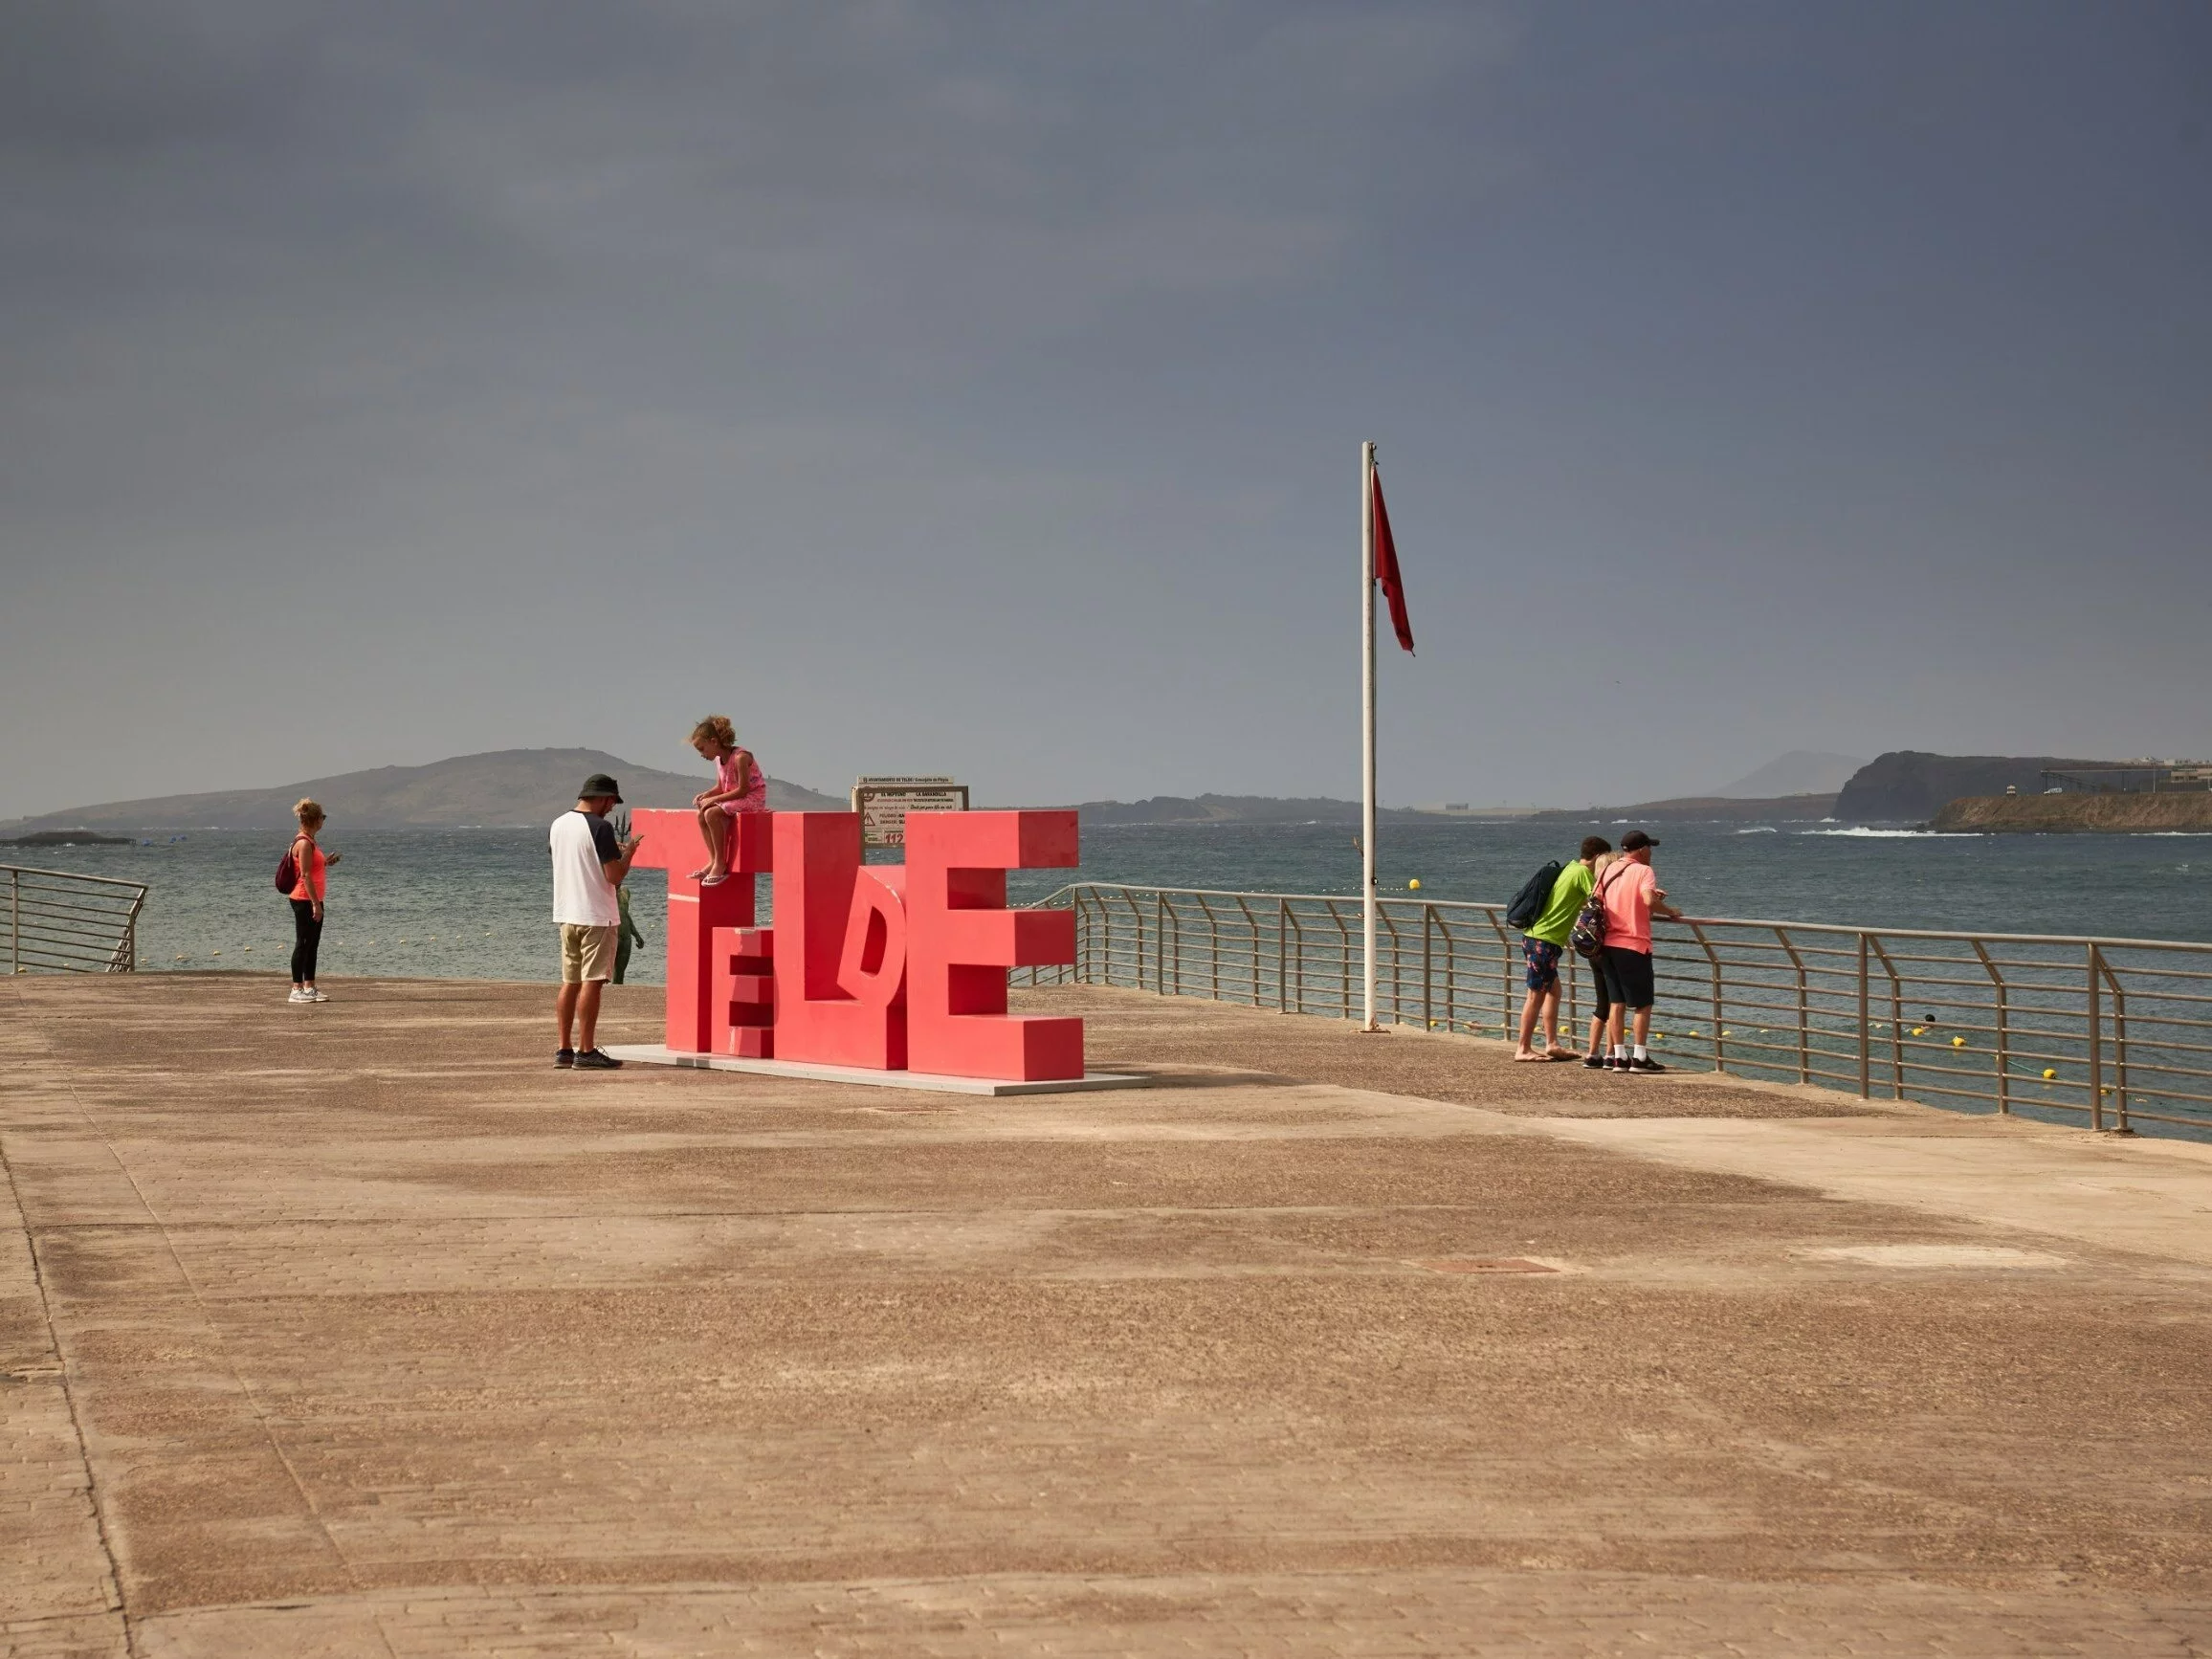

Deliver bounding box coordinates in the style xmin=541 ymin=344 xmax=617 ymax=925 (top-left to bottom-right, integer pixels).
xmin=1515 ymin=835 xmax=1610 ymax=1060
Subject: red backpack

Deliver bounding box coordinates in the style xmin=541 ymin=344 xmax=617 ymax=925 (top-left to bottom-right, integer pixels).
xmin=275 ymin=840 xmax=300 ymax=894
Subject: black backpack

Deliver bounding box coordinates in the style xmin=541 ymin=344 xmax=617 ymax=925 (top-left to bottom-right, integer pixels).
xmin=1504 ymin=860 xmax=1563 ymax=932
xmin=1571 ymin=865 xmax=1624 ymax=960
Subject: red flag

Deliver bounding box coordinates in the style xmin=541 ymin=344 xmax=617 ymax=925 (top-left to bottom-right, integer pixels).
xmin=1372 ymin=466 xmax=1414 ymax=654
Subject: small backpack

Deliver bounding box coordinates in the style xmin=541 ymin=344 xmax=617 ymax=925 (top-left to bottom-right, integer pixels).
xmin=1570 ymin=866 xmax=1623 ymax=961
xmin=1504 ymin=860 xmax=1562 ymax=932
xmin=275 ymin=842 xmax=300 ymax=894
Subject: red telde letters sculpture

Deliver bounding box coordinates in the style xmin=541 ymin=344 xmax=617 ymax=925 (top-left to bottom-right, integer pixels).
xmin=628 ymin=808 xmax=1083 ymax=1082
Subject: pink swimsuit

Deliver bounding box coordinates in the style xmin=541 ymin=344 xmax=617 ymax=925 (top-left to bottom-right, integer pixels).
xmin=717 ymin=749 xmax=768 ymax=816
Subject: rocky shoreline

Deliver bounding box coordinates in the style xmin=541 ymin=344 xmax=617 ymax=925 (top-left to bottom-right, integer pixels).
xmin=1931 ymin=794 xmax=2212 ymax=833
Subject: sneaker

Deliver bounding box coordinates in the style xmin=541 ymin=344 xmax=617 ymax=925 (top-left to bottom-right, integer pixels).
xmin=574 ymin=1049 xmax=624 ymax=1070
xmin=1626 ymin=1057 xmax=1668 ymax=1073
xmin=1582 ymin=1054 xmax=1606 ymax=1070
xmin=287 ymin=987 xmax=313 ymax=1004
xmin=1604 ymin=1055 xmax=1623 ymax=1071
xmin=554 ymin=1049 xmax=576 ymax=1069
xmin=307 ymin=989 xmax=330 ymax=1003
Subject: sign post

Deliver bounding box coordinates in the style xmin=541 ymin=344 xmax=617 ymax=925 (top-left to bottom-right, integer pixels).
xmin=852 ymin=776 xmax=969 ymax=851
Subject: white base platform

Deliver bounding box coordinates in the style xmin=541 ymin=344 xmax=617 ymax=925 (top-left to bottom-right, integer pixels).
xmin=601 ymin=1045 xmax=1148 ymax=1096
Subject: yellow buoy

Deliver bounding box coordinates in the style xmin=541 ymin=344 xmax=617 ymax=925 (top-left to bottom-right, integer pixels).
xmin=1912 ymin=1027 xmax=1924 ymax=1036
xmin=210 ymin=951 xmax=221 ymax=958
xmin=1689 ymin=1029 xmax=1701 ymax=1038
xmin=2042 ymin=1068 xmax=2057 ymax=1080
xmin=1952 ymin=1035 xmax=1965 ymax=1048
xmin=1407 ymin=877 xmax=1422 ymax=891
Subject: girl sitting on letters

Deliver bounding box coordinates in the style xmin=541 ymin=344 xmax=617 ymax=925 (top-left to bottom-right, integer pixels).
xmin=689 ymin=716 xmax=768 ymax=886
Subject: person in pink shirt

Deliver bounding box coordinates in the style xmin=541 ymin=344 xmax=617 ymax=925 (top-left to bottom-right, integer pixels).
xmin=1598 ymin=830 xmax=1683 ymax=1073
xmin=688 ymin=715 xmax=768 ymax=887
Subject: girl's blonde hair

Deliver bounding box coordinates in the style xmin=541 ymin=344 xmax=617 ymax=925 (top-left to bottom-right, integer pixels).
xmin=295 ymin=798 xmax=325 ymax=826
xmin=690 ymin=715 xmax=738 ymax=752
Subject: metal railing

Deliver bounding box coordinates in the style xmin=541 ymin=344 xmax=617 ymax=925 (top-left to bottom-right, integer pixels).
xmin=3 ymin=865 xmax=147 ymax=975
xmin=1017 ymin=883 xmax=2212 ymax=1137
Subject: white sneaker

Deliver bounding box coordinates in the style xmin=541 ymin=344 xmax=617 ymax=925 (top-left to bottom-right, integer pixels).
xmin=288 ymin=988 xmax=313 ymax=1004
xmin=308 ymin=989 xmax=330 ymax=1003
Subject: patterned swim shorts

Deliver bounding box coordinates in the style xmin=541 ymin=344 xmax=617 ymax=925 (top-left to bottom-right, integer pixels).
xmin=1522 ymin=936 xmax=1561 ymax=992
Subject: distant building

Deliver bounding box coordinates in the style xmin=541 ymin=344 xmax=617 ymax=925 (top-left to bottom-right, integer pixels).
xmin=2040 ymin=762 xmax=2212 ymax=795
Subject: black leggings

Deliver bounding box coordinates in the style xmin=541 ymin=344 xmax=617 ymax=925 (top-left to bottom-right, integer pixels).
xmin=289 ymin=898 xmax=322 ymax=984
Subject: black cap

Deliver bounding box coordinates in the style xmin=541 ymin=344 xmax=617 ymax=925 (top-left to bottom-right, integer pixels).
xmin=1621 ymin=830 xmax=1658 ymax=852
xmin=579 ymin=773 xmax=623 ymax=803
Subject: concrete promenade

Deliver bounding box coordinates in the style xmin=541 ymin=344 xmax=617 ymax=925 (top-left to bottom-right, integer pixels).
xmin=5 ymin=974 xmax=2211 ymax=1656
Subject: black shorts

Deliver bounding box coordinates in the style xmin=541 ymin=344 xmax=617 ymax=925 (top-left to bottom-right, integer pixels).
xmin=1601 ymin=946 xmax=1656 ymax=1011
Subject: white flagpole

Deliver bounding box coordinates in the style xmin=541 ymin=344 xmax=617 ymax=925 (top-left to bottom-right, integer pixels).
xmin=1360 ymin=440 xmax=1380 ymax=1032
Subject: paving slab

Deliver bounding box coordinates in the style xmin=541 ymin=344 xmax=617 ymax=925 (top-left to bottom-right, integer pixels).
xmin=3 ymin=971 xmax=2210 ymax=1656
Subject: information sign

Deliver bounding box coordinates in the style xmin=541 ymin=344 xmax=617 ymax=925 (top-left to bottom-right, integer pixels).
xmin=852 ymin=775 xmax=969 ymax=849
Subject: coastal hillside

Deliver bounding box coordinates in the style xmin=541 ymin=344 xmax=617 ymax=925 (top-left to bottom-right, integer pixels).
xmin=1833 ymin=752 xmax=2102 ymax=822
xmin=0 ymin=748 xmax=845 ymax=832
xmin=1931 ymin=793 xmax=2212 ymax=833
xmin=1528 ymin=792 xmax=1837 ymax=826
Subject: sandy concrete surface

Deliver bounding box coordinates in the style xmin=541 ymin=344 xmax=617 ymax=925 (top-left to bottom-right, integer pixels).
xmin=4 ymin=973 xmax=2210 ymax=1656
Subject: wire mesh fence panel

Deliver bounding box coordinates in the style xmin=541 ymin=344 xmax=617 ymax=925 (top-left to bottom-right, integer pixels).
xmin=1015 ymin=883 xmax=2212 ymax=1139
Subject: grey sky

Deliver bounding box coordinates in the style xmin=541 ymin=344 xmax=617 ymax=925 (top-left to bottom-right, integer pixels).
xmin=4 ymin=0 xmax=2207 ymax=819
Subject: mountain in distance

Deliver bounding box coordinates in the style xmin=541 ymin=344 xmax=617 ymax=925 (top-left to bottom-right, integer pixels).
xmin=0 ymin=748 xmax=846 ymax=833
xmin=1709 ymin=751 xmax=1867 ymax=799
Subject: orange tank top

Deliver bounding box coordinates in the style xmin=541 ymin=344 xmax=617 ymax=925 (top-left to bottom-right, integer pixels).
xmin=290 ymin=838 xmax=327 ymax=902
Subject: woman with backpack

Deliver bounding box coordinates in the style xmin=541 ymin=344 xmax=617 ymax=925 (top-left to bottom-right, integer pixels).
xmin=282 ymin=798 xmax=341 ymax=1004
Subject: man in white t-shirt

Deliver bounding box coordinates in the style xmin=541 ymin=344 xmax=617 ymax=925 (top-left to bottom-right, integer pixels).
xmin=550 ymin=773 xmax=641 ymax=1070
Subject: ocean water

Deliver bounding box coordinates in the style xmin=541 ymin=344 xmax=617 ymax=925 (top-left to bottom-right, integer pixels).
xmin=13 ymin=818 xmax=2211 ymax=985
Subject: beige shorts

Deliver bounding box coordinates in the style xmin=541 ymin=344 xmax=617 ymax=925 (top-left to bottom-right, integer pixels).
xmin=559 ymin=923 xmax=619 ymax=984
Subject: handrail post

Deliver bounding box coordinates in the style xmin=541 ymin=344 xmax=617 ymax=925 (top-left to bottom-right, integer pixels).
xmin=1422 ymin=904 xmax=1434 ymax=1029
xmin=2087 ymin=942 xmax=2103 ymax=1132
xmin=1446 ymin=913 xmax=1462 ymax=1032
xmin=1777 ymin=926 xmax=1808 ymax=1084
xmin=1689 ymin=922 xmax=1724 ymax=1073
xmin=1971 ymin=940 xmax=2007 ymax=1115
xmin=1482 ymin=911 xmax=1512 ymax=1038
xmin=10 ymin=868 xmax=17 ymax=976
xmin=1867 ymin=936 xmax=1904 ymax=1099
xmin=1339 ymin=904 xmax=1353 ymax=1022
xmin=2101 ymin=953 xmax=2131 ymax=1134
xmin=1232 ymin=895 xmax=1259 ymax=1007
xmin=1277 ymin=899 xmax=1289 ymax=1013
xmin=1856 ymin=933 xmax=1870 ymax=1099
